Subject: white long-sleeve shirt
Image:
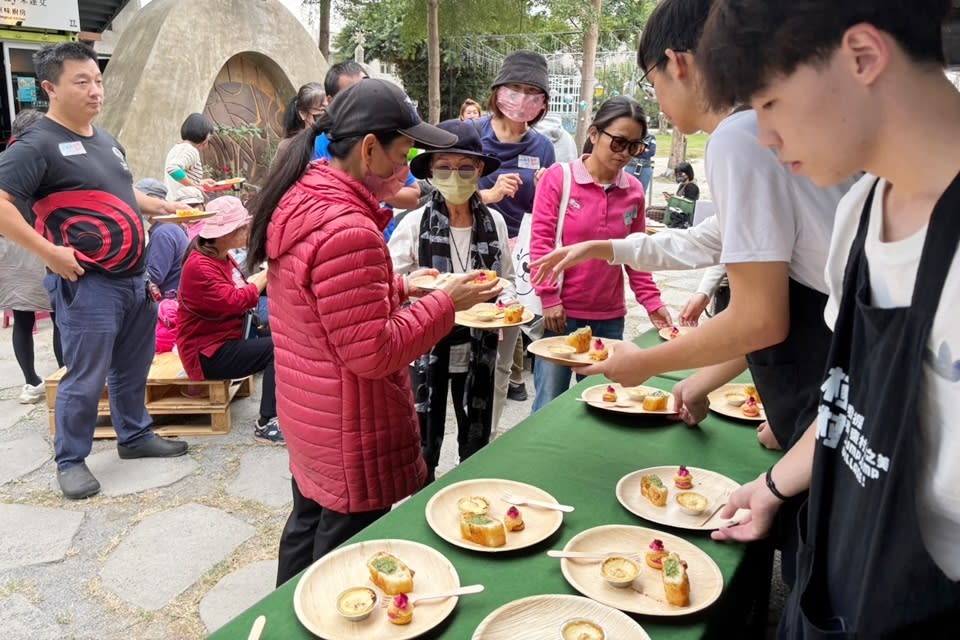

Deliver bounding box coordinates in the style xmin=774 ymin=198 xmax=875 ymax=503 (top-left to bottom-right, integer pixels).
xmin=609 ymin=214 xmax=723 ymax=272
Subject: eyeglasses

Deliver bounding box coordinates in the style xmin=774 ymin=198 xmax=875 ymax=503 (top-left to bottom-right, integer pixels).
xmin=432 ymin=165 xmax=479 ymax=180
xmin=637 ymin=48 xmax=688 ymax=87
xmin=599 ymin=130 xmax=646 ymax=156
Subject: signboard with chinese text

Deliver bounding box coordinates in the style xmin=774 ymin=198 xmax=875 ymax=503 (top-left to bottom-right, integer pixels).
xmin=1 ymin=0 xmax=80 ymax=33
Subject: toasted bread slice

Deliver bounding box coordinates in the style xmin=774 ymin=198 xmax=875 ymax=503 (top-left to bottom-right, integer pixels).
xmin=459 ymin=513 xmax=507 ymax=547
xmin=641 ymin=473 xmax=668 ymax=507
xmin=565 ymin=326 xmax=592 ymax=353
xmin=642 ymin=390 xmax=668 ymax=411
xmin=367 ymin=551 xmax=415 ymax=595
xmin=661 ymin=552 xmax=690 ymax=606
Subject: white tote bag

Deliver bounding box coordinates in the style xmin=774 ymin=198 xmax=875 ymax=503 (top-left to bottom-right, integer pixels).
xmin=511 ymin=162 xmax=572 ymax=317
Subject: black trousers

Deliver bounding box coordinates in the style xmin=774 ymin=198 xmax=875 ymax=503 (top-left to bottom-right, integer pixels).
xmin=276 ymin=476 xmax=389 ymax=586
xmin=199 ymin=336 xmax=276 ymax=420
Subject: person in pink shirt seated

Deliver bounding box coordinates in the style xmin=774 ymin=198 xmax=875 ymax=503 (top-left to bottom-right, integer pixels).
xmin=175 ymin=196 xmax=283 ymax=444
xmin=530 ymin=96 xmax=671 ymax=411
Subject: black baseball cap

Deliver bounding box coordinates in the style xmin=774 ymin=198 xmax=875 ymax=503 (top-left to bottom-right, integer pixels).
xmin=326 ymin=78 xmax=458 ymax=148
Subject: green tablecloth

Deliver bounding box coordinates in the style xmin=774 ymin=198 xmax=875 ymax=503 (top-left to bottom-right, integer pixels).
xmin=210 ymin=331 xmax=779 ymax=640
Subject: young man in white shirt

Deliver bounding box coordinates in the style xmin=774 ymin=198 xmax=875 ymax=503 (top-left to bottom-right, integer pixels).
xmin=696 ymin=0 xmax=960 ymax=636
xmin=533 ymin=0 xmax=852 ymax=455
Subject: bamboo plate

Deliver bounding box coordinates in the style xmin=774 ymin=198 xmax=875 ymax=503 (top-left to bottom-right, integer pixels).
xmin=560 ymin=524 xmax=723 ymax=616
xmin=214 ymin=177 xmax=245 ymax=186
xmin=616 ymin=466 xmax=747 ymax=531
xmin=152 ymin=210 xmax=215 ymax=222
xmin=472 ymin=594 xmax=650 ymax=639
xmin=527 ymin=337 xmax=622 ymax=367
xmin=706 ymin=383 xmax=766 ymax=422
xmin=425 ymin=478 xmax=565 ymax=553
xmin=579 ymin=383 xmax=677 ymax=416
xmin=409 ymin=273 xmax=509 ymax=291
xmin=658 ymin=326 xmax=695 ymax=340
xmin=456 ymin=304 xmax=534 ymax=329
xmin=293 ymin=538 xmax=460 ymax=639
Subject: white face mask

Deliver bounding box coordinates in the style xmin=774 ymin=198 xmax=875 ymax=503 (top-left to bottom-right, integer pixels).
xmin=431 ymin=172 xmax=478 ymax=205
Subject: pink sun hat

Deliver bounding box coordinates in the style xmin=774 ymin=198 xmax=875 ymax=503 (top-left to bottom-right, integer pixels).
xmin=197 ymin=196 xmax=251 ymax=239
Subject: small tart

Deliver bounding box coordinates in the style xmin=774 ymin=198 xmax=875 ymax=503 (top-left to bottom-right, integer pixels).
xmin=457 ymin=495 xmax=490 ymax=515
xmin=601 ymin=556 xmax=640 ymax=587
xmin=676 ymin=491 xmax=708 ymax=515
xmin=561 ymin=618 xmax=606 ymax=640
xmin=336 ymin=587 xmax=377 ymax=621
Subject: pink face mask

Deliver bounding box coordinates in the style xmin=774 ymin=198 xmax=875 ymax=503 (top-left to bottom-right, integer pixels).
xmin=496 ymin=86 xmax=546 ymax=123
xmin=362 ymin=149 xmax=410 ymax=202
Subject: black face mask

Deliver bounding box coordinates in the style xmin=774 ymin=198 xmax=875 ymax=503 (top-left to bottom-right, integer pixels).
xmin=675 ymin=175 xmax=687 ymax=184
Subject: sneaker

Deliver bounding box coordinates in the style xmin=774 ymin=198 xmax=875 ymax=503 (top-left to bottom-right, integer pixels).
xmin=18 ymin=382 xmax=45 ymax=404
xmin=254 ymin=417 xmax=285 ymax=445
xmin=507 ymin=380 xmax=528 ymax=401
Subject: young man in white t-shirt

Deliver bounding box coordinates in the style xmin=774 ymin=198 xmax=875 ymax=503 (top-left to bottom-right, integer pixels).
xmin=696 ymin=0 xmax=960 ymax=635
xmin=533 ymin=0 xmax=852 ymax=455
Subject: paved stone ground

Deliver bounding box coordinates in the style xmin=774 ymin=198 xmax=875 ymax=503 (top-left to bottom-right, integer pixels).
xmin=0 ymin=166 xmax=784 ymax=639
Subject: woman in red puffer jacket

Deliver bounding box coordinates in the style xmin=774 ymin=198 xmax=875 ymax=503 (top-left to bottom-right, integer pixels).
xmin=248 ymin=79 xmax=502 ymax=586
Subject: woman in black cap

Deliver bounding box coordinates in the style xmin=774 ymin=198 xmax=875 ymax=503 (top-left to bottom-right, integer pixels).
xmin=477 ymin=49 xmax=557 ymax=416
xmin=248 ymin=79 xmax=503 ymax=584
xmin=389 ymin=119 xmax=516 ymax=482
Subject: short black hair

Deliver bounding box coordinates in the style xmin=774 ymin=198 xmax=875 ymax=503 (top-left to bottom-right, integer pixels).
xmin=676 ymin=162 xmax=695 ymax=181
xmin=637 ymin=0 xmax=714 ymax=76
xmin=180 ymin=113 xmax=215 ymax=144
xmin=698 ymin=0 xmax=952 ymax=109
xmin=324 ymin=61 xmax=368 ymax=98
xmin=33 ymin=42 xmax=97 ymax=85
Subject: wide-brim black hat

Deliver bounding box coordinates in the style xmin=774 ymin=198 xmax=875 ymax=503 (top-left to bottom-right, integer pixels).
xmin=409 ymin=119 xmax=501 ymax=180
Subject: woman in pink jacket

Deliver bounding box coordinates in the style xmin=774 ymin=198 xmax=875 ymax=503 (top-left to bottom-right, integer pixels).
xmin=530 ymin=97 xmax=672 ymax=411
xmin=247 ymin=79 xmax=502 ymax=586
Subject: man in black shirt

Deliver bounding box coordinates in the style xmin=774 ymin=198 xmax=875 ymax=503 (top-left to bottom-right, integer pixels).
xmin=0 ymin=43 xmax=189 ymax=499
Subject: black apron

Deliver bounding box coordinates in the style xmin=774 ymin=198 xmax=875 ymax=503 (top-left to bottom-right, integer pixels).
xmin=783 ymin=179 xmax=960 ymax=638
xmin=746 ymin=278 xmax=833 ymax=450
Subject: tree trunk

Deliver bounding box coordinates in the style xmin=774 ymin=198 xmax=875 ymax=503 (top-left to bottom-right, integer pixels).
xmin=574 ymin=0 xmax=603 ymax=153
xmin=318 ymin=0 xmax=330 ymax=61
xmin=668 ymin=126 xmax=687 ymax=174
xmin=427 ymin=0 xmax=442 ymax=124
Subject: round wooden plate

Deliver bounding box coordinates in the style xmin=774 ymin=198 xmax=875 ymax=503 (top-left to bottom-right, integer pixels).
xmin=560 ymin=524 xmax=723 ymax=616
xmin=616 ymin=466 xmax=747 ymax=530
xmin=472 ymin=594 xmax=650 ymax=639
xmin=293 ymin=538 xmax=460 ymax=640
xmin=527 ymin=336 xmax=622 ymax=367
xmin=706 ymin=383 xmax=766 ymax=422
xmin=658 ymin=326 xmax=695 ymax=341
xmin=409 ymin=273 xmax=509 ymax=291
xmin=456 ymin=304 xmax=534 ymax=329
xmin=425 ymin=478 xmax=565 ymax=553
xmin=579 ymin=383 xmax=677 ymax=416
xmin=152 ymin=211 xmax=216 ymax=222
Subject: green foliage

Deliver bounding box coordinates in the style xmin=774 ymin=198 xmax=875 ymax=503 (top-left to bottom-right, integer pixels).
xmin=331 ymin=0 xmax=660 ymax=121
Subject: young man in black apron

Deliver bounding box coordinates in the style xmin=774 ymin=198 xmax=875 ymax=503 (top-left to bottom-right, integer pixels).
xmin=700 ymin=1 xmax=960 ymax=636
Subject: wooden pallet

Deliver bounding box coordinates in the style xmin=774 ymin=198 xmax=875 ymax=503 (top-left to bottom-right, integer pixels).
xmin=45 ymin=352 xmax=254 ymax=438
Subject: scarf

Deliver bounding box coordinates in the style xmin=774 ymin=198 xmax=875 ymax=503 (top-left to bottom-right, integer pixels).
xmin=412 ymin=191 xmax=502 ymax=462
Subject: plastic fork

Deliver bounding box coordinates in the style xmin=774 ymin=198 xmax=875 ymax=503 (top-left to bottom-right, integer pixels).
xmin=500 ymin=492 xmax=575 ymax=512
xmin=546 ymin=550 xmax=643 ymax=561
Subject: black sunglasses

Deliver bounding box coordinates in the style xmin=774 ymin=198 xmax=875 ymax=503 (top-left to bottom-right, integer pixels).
xmin=599 ymin=129 xmax=646 ymax=157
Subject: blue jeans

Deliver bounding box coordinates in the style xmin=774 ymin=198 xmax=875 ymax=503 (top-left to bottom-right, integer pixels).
xmin=531 ymin=317 xmax=625 ymax=412
xmin=638 ymin=166 xmax=653 ymax=200
xmin=46 ymin=272 xmax=158 ymax=469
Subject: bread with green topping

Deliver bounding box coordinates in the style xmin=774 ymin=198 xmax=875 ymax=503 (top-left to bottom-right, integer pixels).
xmin=367 ymin=551 xmax=415 ymax=595
xmin=459 ymin=513 xmax=507 ymax=547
